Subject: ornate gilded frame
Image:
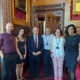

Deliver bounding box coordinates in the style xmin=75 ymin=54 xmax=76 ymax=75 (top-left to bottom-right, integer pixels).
xmin=12 ymin=0 xmax=28 ymax=26
xmin=73 ymin=0 xmax=80 ymax=14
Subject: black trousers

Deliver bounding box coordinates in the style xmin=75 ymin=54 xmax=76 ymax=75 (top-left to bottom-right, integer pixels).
xmin=1 ymin=53 xmax=17 ymax=80
xmin=29 ymin=54 xmax=41 ymax=76
xmin=43 ymin=49 xmax=53 ymax=75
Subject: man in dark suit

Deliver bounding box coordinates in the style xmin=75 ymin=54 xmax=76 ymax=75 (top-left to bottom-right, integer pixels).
xmin=27 ymin=27 xmax=44 ymax=80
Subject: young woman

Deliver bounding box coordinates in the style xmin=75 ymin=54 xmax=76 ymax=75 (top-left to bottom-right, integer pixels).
xmin=65 ymin=24 xmax=80 ymax=80
xmin=15 ymin=27 xmax=27 ymax=80
xmin=50 ymin=28 xmax=65 ymax=80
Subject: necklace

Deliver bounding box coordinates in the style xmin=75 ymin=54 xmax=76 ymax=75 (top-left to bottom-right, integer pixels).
xmin=18 ymin=36 xmax=24 ymax=41
xmin=55 ymin=37 xmax=60 ymax=49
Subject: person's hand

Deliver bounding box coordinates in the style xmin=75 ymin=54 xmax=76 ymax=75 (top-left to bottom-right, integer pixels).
xmin=0 ymin=50 xmax=4 ymax=59
xmin=23 ymin=54 xmax=26 ymax=59
xmin=36 ymin=51 xmax=41 ymax=56
xmin=51 ymin=54 xmax=54 ymax=58
xmin=20 ymin=55 xmax=23 ymax=60
xmin=77 ymin=55 xmax=80 ymax=62
xmin=33 ymin=52 xmax=36 ymax=56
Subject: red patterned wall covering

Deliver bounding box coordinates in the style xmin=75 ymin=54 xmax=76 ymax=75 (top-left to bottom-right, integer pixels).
xmin=14 ymin=7 xmax=26 ymax=21
xmin=70 ymin=0 xmax=80 ymax=21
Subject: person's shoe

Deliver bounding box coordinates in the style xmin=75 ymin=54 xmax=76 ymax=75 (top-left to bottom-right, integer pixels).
xmin=20 ymin=77 xmax=25 ymax=80
xmin=17 ymin=78 xmax=21 ymax=80
xmin=36 ymin=75 xmax=42 ymax=79
xmin=29 ymin=76 xmax=34 ymax=80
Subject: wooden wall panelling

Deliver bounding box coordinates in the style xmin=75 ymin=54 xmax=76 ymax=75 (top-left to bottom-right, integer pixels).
xmin=27 ymin=0 xmax=31 ymax=26
xmin=76 ymin=27 xmax=80 ymax=34
xmin=45 ymin=13 xmax=60 ymax=34
xmin=29 ymin=0 xmax=35 ymax=34
xmin=32 ymin=3 xmax=65 ymax=34
xmin=50 ymin=18 xmax=53 ymax=33
xmin=52 ymin=18 xmax=55 ymax=33
xmin=32 ymin=0 xmax=67 ymax=6
xmin=56 ymin=18 xmax=60 ymax=28
xmin=38 ymin=21 xmax=43 ymax=36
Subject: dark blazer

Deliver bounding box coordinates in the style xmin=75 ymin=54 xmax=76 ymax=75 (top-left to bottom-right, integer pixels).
xmin=27 ymin=35 xmax=44 ymax=56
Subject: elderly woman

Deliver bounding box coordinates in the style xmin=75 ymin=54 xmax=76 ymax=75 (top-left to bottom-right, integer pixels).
xmin=65 ymin=24 xmax=80 ymax=80
xmin=50 ymin=28 xmax=65 ymax=80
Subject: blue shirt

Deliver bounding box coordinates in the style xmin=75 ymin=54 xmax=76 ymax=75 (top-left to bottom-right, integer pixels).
xmin=42 ymin=34 xmax=54 ymax=50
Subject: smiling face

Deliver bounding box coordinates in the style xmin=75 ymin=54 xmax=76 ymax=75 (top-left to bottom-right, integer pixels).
xmin=55 ymin=29 xmax=61 ymax=37
xmin=6 ymin=23 xmax=14 ymax=32
xmin=68 ymin=26 xmax=74 ymax=35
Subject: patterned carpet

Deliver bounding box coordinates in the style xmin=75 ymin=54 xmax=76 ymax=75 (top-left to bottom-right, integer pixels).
xmin=23 ymin=60 xmax=68 ymax=80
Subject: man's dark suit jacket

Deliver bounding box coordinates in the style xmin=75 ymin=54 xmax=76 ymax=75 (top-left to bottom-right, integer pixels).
xmin=27 ymin=35 xmax=44 ymax=57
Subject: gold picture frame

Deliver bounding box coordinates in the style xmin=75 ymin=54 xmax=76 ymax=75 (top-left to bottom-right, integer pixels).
xmin=12 ymin=0 xmax=28 ymax=26
xmin=73 ymin=0 xmax=80 ymax=14
xmin=15 ymin=0 xmax=27 ymax=12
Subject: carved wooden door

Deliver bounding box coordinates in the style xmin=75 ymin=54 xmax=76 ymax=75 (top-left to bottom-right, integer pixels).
xmin=45 ymin=13 xmax=60 ymax=34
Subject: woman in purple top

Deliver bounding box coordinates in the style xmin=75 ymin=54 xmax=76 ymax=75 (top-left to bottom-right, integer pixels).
xmin=15 ymin=27 xmax=27 ymax=80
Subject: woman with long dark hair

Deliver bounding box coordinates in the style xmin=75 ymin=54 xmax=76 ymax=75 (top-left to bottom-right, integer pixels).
xmin=15 ymin=27 xmax=27 ymax=80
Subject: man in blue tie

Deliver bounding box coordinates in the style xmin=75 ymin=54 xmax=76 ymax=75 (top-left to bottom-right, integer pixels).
xmin=42 ymin=28 xmax=54 ymax=78
xmin=27 ymin=27 xmax=44 ymax=80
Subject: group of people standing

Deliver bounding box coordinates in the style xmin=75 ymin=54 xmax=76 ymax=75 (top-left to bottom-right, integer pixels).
xmin=0 ymin=22 xmax=80 ymax=80
xmin=0 ymin=23 xmax=27 ymax=80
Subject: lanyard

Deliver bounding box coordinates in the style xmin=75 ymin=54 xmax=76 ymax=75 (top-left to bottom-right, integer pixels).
xmin=45 ymin=35 xmax=50 ymax=44
xmin=55 ymin=37 xmax=60 ymax=47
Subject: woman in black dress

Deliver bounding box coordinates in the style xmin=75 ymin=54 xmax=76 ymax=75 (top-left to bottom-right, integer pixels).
xmin=65 ymin=24 xmax=80 ymax=80
xmin=15 ymin=27 xmax=27 ymax=80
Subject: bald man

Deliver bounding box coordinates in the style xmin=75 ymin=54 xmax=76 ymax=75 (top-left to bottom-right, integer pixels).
xmin=0 ymin=23 xmax=17 ymax=80
xmin=27 ymin=27 xmax=44 ymax=80
xmin=42 ymin=28 xmax=54 ymax=78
